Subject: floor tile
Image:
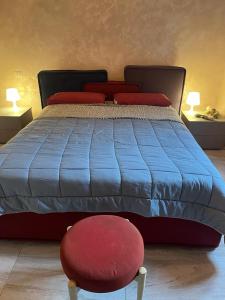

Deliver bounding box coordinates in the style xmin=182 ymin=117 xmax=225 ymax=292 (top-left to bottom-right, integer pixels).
xmin=0 ymin=284 xmax=125 ymax=300
xmin=79 ymin=288 xmax=125 ymax=300
xmin=0 ymin=240 xmax=24 ymax=255
xmin=0 ymin=240 xmax=23 ymax=280
xmin=206 ymin=150 xmax=225 ymax=179
xmin=0 ymin=285 xmax=68 ymax=300
xmin=6 ymin=256 xmax=67 ymax=292
xmin=20 ymin=241 xmax=60 ymax=258
xmin=126 ymin=245 xmax=225 ymax=300
xmin=0 ymin=240 xmax=23 ymax=296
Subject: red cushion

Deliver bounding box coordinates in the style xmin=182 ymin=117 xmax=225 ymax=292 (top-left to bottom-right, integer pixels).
xmin=114 ymin=92 xmax=171 ymax=106
xmin=47 ymin=92 xmax=105 ymax=105
xmin=60 ymin=215 xmax=144 ymax=293
xmin=84 ymin=81 xmax=140 ymax=101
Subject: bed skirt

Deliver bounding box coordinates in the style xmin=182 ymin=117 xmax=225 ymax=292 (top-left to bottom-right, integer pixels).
xmin=0 ymin=212 xmax=221 ymax=247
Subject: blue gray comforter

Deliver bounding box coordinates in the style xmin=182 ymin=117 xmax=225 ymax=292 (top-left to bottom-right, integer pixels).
xmin=0 ymin=113 xmax=225 ymax=233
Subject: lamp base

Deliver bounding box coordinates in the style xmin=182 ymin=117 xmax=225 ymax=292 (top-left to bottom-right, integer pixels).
xmin=12 ymin=101 xmax=19 ymax=112
xmin=187 ymin=105 xmax=195 ymax=116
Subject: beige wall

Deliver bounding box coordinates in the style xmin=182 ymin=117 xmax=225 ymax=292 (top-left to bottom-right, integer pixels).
xmin=0 ymin=0 xmax=225 ymax=117
xmin=219 ymin=70 xmax=225 ymax=114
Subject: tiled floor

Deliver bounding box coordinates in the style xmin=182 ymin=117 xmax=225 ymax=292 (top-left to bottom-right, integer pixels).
xmin=1 ymin=239 xmax=225 ymax=299
xmin=0 ymin=151 xmax=224 ymax=299
xmin=206 ymin=150 xmax=225 ymax=179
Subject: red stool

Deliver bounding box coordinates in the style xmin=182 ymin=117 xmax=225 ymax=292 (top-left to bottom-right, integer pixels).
xmin=60 ymin=215 xmax=147 ymax=300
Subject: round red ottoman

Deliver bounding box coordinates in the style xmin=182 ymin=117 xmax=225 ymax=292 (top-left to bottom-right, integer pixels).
xmin=60 ymin=215 xmax=144 ymax=293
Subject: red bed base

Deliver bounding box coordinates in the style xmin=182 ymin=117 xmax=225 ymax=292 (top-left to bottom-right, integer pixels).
xmin=0 ymin=212 xmax=221 ymax=247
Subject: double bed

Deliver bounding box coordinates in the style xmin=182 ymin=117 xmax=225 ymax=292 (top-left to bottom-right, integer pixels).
xmin=0 ymin=66 xmax=224 ymax=247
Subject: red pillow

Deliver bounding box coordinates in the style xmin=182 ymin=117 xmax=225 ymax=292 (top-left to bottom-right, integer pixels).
xmin=114 ymin=93 xmax=171 ymax=106
xmin=83 ymin=81 xmax=140 ymax=101
xmin=47 ymin=92 xmax=105 ymax=105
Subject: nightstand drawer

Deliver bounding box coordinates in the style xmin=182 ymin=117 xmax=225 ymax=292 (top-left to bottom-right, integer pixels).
xmin=0 ymin=107 xmax=33 ymax=143
xmin=0 ymin=130 xmax=21 ymax=143
xmin=0 ymin=117 xmax=23 ymax=130
xmin=187 ymin=122 xmax=225 ymax=135
xmin=181 ymin=110 xmax=225 ymax=150
xmin=194 ymin=134 xmax=225 ymax=150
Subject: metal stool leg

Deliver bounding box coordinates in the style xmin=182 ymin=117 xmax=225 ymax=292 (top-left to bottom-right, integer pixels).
xmin=136 ymin=267 xmax=147 ymax=300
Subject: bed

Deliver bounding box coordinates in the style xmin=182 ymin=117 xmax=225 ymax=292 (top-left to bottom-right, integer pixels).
xmin=0 ymin=66 xmax=224 ymax=247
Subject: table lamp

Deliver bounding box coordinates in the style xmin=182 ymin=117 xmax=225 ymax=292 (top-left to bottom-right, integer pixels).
xmin=186 ymin=91 xmax=200 ymax=115
xmin=6 ymin=88 xmax=20 ymax=112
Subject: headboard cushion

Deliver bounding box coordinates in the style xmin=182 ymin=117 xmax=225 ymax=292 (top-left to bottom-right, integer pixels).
xmin=84 ymin=81 xmax=140 ymax=101
xmin=124 ymin=65 xmax=186 ymax=113
xmin=38 ymin=70 xmax=108 ymax=107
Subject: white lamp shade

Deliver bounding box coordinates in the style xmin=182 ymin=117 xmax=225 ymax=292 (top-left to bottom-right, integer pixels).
xmin=186 ymin=92 xmax=200 ymax=106
xmin=6 ymin=88 xmax=20 ymax=102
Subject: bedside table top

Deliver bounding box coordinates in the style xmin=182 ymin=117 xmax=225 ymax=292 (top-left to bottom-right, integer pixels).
xmin=182 ymin=111 xmax=225 ymax=123
xmin=0 ymin=107 xmax=32 ymax=117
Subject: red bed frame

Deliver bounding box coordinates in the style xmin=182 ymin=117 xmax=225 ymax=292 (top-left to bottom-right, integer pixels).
xmin=0 ymin=212 xmax=221 ymax=247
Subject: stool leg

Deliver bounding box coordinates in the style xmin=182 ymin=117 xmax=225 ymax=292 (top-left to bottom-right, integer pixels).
xmin=68 ymin=280 xmax=77 ymax=300
xmin=136 ymin=267 xmax=147 ymax=300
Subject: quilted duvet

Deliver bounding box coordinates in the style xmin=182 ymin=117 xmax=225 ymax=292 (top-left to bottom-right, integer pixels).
xmin=0 ymin=105 xmax=225 ymax=233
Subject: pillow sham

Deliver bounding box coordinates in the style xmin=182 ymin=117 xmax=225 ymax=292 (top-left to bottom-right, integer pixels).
xmin=47 ymin=92 xmax=105 ymax=105
xmin=83 ymin=81 xmax=140 ymax=101
xmin=114 ymin=93 xmax=171 ymax=106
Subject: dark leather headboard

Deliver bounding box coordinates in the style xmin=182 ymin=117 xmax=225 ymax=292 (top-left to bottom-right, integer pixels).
xmin=124 ymin=65 xmax=186 ymax=113
xmin=38 ymin=70 xmax=108 ymax=107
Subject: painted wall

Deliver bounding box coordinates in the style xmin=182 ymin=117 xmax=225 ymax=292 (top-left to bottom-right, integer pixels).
xmin=220 ymin=71 xmax=225 ymax=114
xmin=0 ymin=0 xmax=225 ymax=117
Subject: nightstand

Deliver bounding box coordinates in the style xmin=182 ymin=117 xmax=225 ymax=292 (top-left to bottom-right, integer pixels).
xmin=181 ymin=111 xmax=225 ymax=150
xmin=0 ymin=107 xmax=33 ymax=143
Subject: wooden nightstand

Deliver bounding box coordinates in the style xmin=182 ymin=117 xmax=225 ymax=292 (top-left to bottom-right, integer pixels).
xmin=0 ymin=107 xmax=33 ymax=143
xmin=181 ymin=111 xmax=225 ymax=150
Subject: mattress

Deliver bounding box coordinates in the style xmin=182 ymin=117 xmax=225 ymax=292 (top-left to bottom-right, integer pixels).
xmin=0 ymin=104 xmax=224 ymax=233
